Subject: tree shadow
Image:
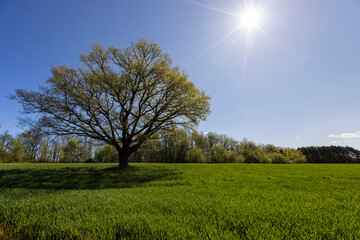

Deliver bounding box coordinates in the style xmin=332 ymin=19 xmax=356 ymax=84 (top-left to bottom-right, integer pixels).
xmin=0 ymin=165 xmax=181 ymax=190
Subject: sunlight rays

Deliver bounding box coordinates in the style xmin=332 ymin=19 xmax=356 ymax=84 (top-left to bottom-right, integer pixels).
xmin=185 ymin=0 xmax=239 ymax=17
xmin=185 ymin=0 xmax=276 ymax=70
xmin=185 ymin=26 xmax=242 ymax=67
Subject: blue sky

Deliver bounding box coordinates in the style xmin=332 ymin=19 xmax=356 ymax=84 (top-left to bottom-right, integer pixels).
xmin=1 ymin=0 xmax=360 ymax=149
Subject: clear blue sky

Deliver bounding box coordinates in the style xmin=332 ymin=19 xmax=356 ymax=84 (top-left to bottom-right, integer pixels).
xmin=1 ymin=0 xmax=360 ymax=149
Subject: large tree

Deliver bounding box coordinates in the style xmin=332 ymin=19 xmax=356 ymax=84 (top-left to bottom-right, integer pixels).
xmin=11 ymin=39 xmax=210 ymax=168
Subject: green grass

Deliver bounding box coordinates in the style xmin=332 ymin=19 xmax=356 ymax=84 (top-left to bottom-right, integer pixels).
xmin=0 ymin=163 xmax=360 ymax=239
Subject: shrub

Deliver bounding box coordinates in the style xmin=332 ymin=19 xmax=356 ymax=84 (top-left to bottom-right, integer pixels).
xmin=185 ymin=147 xmax=208 ymax=163
xmin=240 ymin=140 xmax=271 ymax=163
xmin=270 ymin=153 xmax=290 ymax=164
xmin=283 ymin=148 xmax=306 ymax=163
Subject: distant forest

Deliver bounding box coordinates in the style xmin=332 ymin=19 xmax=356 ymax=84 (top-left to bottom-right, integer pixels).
xmin=298 ymin=146 xmax=360 ymax=163
xmin=1 ymin=127 xmax=359 ymax=164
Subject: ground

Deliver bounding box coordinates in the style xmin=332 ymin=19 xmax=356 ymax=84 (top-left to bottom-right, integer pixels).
xmin=0 ymin=163 xmax=359 ymax=239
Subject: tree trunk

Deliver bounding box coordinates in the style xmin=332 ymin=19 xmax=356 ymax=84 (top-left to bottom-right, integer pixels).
xmin=117 ymin=150 xmax=129 ymax=169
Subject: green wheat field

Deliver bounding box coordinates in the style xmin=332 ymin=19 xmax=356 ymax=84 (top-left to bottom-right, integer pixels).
xmin=0 ymin=163 xmax=359 ymax=239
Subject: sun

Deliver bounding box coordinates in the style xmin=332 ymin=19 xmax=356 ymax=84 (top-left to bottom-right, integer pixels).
xmin=184 ymin=0 xmax=274 ymax=67
xmin=238 ymin=8 xmax=263 ymax=31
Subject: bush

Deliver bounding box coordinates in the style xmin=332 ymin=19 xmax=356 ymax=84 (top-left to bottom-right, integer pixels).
xmin=283 ymin=148 xmax=306 ymax=163
xmin=224 ymin=151 xmax=241 ymax=163
xmin=270 ymin=153 xmax=290 ymax=164
xmin=185 ymin=147 xmax=208 ymax=163
xmin=240 ymin=140 xmax=271 ymax=163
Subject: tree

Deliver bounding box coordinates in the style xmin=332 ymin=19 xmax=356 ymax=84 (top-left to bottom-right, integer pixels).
xmin=0 ymin=131 xmax=13 ymax=162
xmin=159 ymin=129 xmax=189 ymax=163
xmin=20 ymin=128 xmax=44 ymax=161
xmin=239 ymin=139 xmax=271 ymax=163
xmin=51 ymin=138 xmax=62 ymax=162
xmin=191 ymin=130 xmax=207 ymax=150
xmin=94 ymin=145 xmax=118 ymax=163
xmin=7 ymin=136 xmax=28 ymax=163
xmin=185 ymin=146 xmax=207 ymax=163
xmin=38 ymin=138 xmax=51 ymax=162
xmin=11 ymin=39 xmax=211 ymax=168
xmin=209 ymin=145 xmax=228 ymax=163
xmin=59 ymin=138 xmax=85 ymax=163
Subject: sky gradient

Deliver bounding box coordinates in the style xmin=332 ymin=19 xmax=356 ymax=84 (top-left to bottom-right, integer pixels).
xmin=1 ymin=0 xmax=360 ymax=149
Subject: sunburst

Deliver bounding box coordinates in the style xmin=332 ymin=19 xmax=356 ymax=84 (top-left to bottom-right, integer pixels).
xmin=185 ymin=0 xmax=274 ymax=69
xmin=238 ymin=7 xmax=263 ymax=31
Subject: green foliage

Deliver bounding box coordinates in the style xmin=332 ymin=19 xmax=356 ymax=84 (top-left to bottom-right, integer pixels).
xmin=133 ymin=139 xmax=162 ymax=163
xmin=283 ymin=148 xmax=306 ymax=163
xmin=0 ymin=131 xmax=12 ymax=162
xmin=191 ymin=130 xmax=206 ymax=150
xmin=38 ymin=139 xmax=51 ymax=162
xmin=239 ymin=140 xmax=271 ymax=163
xmin=208 ymin=145 xmax=226 ymax=163
xmin=11 ymin=39 xmax=211 ymax=167
xmin=19 ymin=128 xmax=44 ymax=161
xmin=0 ymin=143 xmax=3 ymax=162
xmin=185 ymin=147 xmax=208 ymax=163
xmin=299 ymin=146 xmax=360 ymax=163
xmin=158 ymin=129 xmax=190 ymax=163
xmin=94 ymin=145 xmax=118 ymax=163
xmin=207 ymin=145 xmax=240 ymax=163
xmin=5 ymin=137 xmax=28 ymax=163
xmin=269 ymin=152 xmax=290 ymax=164
xmin=0 ymin=163 xmax=360 ymax=239
xmin=59 ymin=138 xmax=86 ymax=163
xmin=0 ymin=128 xmax=309 ymax=164
xmin=262 ymin=144 xmax=280 ymax=154
xmin=225 ymin=151 xmax=242 ymax=163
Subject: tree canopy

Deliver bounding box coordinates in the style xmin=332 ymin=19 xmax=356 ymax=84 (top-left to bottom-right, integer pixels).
xmin=11 ymin=39 xmax=211 ymax=168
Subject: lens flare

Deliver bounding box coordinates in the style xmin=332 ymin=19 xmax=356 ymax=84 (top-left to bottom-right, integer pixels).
xmin=184 ymin=0 xmax=276 ymax=70
xmin=239 ymin=8 xmax=262 ymax=31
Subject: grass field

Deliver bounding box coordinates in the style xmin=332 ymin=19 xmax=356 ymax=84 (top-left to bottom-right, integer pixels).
xmin=0 ymin=163 xmax=360 ymax=239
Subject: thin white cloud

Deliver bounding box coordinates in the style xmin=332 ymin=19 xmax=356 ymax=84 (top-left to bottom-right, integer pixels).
xmin=328 ymin=132 xmax=360 ymax=139
xmin=331 ymin=141 xmax=340 ymax=144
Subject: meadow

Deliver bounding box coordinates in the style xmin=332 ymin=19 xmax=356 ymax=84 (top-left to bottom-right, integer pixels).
xmin=0 ymin=163 xmax=359 ymax=239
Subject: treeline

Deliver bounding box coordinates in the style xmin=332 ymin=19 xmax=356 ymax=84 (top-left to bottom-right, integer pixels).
xmin=0 ymin=128 xmax=306 ymax=164
xmin=298 ymin=146 xmax=360 ymax=163
xmin=0 ymin=129 xmax=94 ymax=163
xmin=3 ymin=127 xmax=359 ymax=164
